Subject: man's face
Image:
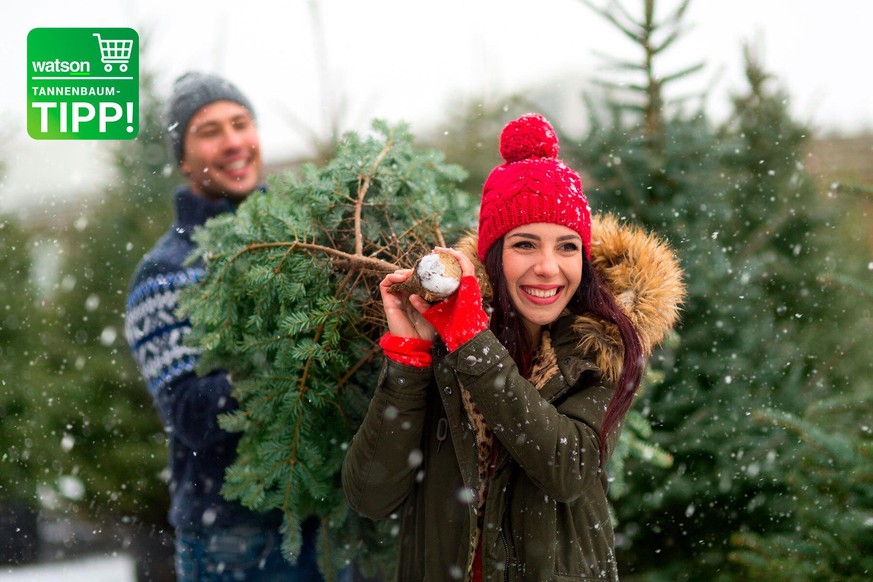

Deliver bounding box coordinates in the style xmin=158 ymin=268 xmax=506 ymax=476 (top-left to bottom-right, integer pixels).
xmin=180 ymin=100 xmax=263 ymax=203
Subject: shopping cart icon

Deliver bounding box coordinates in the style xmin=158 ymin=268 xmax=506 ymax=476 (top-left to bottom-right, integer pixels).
xmin=93 ymin=33 xmax=133 ymax=73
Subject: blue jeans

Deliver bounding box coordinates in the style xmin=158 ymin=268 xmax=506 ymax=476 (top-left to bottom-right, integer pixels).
xmin=175 ymin=523 xmax=339 ymax=581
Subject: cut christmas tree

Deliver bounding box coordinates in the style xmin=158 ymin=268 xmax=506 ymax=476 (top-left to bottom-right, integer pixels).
xmin=178 ymin=120 xmax=474 ymax=578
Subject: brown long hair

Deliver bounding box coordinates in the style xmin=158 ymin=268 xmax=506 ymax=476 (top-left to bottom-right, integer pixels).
xmin=484 ymin=238 xmax=643 ymax=465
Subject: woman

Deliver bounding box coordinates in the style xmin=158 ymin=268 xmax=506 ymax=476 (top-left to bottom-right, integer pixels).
xmin=342 ymin=114 xmax=684 ymax=581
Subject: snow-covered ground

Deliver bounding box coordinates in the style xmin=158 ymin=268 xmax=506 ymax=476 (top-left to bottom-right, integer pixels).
xmin=0 ymin=554 xmax=135 ymax=582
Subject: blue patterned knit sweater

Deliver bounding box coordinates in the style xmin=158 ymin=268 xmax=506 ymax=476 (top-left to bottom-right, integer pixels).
xmin=125 ymin=187 xmax=282 ymax=532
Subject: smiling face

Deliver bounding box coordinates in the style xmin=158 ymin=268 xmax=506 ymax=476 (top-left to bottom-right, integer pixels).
xmin=501 ymin=223 xmax=584 ymax=339
xmin=180 ymin=100 xmax=262 ymax=203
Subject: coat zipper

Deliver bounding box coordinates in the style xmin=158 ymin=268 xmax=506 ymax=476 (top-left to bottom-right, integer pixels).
xmin=500 ymin=528 xmax=510 ymax=581
xmin=436 ymin=417 xmax=448 ymax=453
xmin=499 ymin=478 xmax=513 ymax=582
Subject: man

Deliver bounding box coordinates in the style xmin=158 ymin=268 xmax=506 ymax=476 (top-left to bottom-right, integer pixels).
xmin=125 ymin=72 xmax=323 ymax=581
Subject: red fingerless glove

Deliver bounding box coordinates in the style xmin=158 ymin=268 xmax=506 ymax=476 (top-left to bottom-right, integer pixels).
xmin=422 ymin=276 xmax=489 ymax=352
xmin=379 ymin=332 xmax=433 ymax=368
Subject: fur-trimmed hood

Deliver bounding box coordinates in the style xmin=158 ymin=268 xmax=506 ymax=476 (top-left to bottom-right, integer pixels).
xmin=456 ymin=213 xmax=686 ymax=383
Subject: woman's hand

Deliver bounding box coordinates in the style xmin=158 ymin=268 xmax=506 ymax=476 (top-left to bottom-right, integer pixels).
xmin=421 ymin=247 xmax=489 ymax=352
xmin=433 ymin=246 xmax=476 ymax=279
xmin=379 ymin=269 xmax=436 ymax=342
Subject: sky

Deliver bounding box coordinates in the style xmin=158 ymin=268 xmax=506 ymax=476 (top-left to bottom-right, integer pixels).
xmin=1 ymin=0 xmax=870 ymax=212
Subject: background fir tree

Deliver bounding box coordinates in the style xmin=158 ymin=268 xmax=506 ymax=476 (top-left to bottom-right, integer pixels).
xmin=40 ymin=66 xmax=174 ymax=520
xmin=565 ymin=2 xmax=729 ymax=576
xmin=728 ymin=190 xmax=873 ymax=580
xmin=561 ymin=1 xmax=873 ymax=579
xmin=180 ymin=120 xmax=475 ymax=578
xmin=33 ymin=63 xmax=179 ymax=580
xmin=729 ymin=399 xmax=873 ymax=580
xmin=0 ymin=213 xmax=53 ymax=564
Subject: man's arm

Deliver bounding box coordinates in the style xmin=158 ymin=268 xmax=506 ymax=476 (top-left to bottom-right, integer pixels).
xmin=126 ymin=264 xmax=237 ymax=451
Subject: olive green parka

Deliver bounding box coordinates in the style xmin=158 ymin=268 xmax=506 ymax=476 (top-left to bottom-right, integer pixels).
xmin=342 ymin=215 xmax=685 ymax=581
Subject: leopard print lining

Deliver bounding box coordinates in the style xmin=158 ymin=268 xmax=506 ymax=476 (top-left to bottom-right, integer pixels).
xmin=461 ymin=332 xmax=559 ymax=579
xmin=529 ymin=332 xmax=559 ymax=391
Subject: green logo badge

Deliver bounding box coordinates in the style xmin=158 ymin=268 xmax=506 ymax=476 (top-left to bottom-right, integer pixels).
xmin=27 ymin=28 xmax=139 ymax=140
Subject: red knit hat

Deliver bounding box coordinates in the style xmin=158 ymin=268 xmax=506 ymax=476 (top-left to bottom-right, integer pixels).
xmin=477 ymin=113 xmax=591 ymax=262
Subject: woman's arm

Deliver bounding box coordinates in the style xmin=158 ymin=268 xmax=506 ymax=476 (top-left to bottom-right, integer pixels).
xmin=342 ymin=358 xmax=433 ymax=519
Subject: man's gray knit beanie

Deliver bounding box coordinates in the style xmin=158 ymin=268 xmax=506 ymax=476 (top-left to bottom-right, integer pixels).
xmin=165 ymin=71 xmax=255 ymax=165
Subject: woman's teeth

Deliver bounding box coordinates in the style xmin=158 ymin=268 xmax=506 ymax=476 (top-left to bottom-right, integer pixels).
xmin=523 ymin=287 xmax=558 ymax=298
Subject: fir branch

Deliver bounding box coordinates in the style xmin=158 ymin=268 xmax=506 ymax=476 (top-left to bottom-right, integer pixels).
xmin=214 ymin=240 xmax=400 ymax=281
xmin=737 ymin=205 xmax=795 ymax=262
xmin=338 ymin=344 xmax=382 ymax=389
xmin=320 ymin=519 xmax=336 ymax=581
xmin=354 ymin=133 xmax=395 ymax=256
xmin=296 ymin=271 xmax=356 ymax=394
xmin=232 ymin=378 xmax=294 ymax=419
xmin=274 ymin=410 xmax=305 ymax=519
